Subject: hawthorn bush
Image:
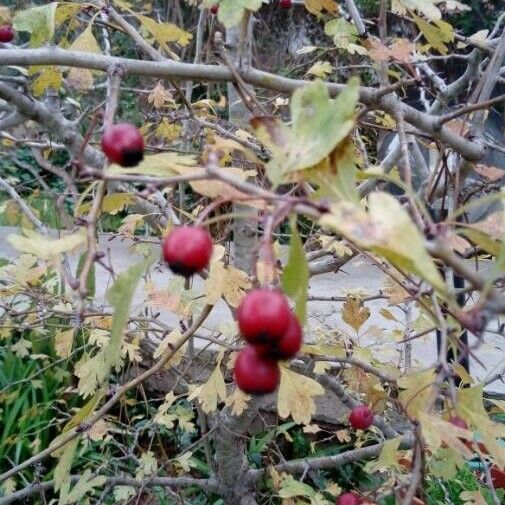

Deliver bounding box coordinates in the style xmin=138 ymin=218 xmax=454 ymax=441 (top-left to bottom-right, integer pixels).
xmin=0 ymin=1 xmax=505 ymax=504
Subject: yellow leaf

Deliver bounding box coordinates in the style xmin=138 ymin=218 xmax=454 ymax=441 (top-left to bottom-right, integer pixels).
xmin=304 ymin=0 xmax=339 ymax=15
xmin=460 ymin=491 xmax=488 ymax=505
xmin=277 ymin=367 xmax=325 ymax=424
xmin=68 ymin=25 xmax=101 ymax=54
xmin=66 ymin=67 xmax=94 ymax=91
xmin=204 ymin=261 xmax=251 ymax=308
xmin=301 ymin=343 xmax=346 ymax=358
xmin=101 ymin=193 xmax=136 ymax=215
xmin=137 ymin=14 xmax=191 ymax=52
xmin=154 ymin=118 xmax=181 ymax=142
xmin=364 ymin=436 xmax=404 ymax=473
xmin=55 ymin=329 xmax=74 ymax=359
xmin=188 ymin=362 xmax=227 ymax=413
xmin=342 ymin=296 xmax=370 ymax=332
xmin=306 ymin=60 xmax=333 ymax=79
xmin=148 ymin=81 xmax=174 ymax=109
xmin=225 ymin=388 xmax=251 ymax=416
xmin=154 ymin=329 xmax=187 ymax=366
xmin=8 ymin=230 xmax=86 ymax=260
xmin=398 ymin=368 xmax=435 ymax=417
xmin=108 ymin=152 xmax=197 ymax=177
xmin=413 ymin=14 xmax=454 ymax=55
xmin=31 ymin=66 xmax=62 ymax=96
xmin=88 ymin=418 xmax=108 ymax=441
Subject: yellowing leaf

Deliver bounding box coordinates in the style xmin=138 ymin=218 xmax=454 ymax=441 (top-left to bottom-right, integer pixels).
xmin=225 ymin=388 xmax=251 ymax=416
xmin=204 ymin=261 xmax=251 ymax=308
xmin=304 ymin=0 xmax=339 ymax=15
xmin=88 ymin=419 xmax=108 ymax=441
xmin=55 ymin=329 xmax=74 ymax=359
xmin=392 ymin=0 xmax=441 ymax=20
xmin=7 ymin=230 xmax=86 ymax=260
xmin=66 ymin=68 xmax=94 ymax=91
xmin=460 ymin=491 xmax=488 ymax=505
xmin=137 ymin=14 xmax=192 ymax=52
xmin=101 ymin=193 xmax=136 ymax=215
xmin=252 ymin=79 xmax=359 ymax=185
xmin=342 ymin=296 xmax=370 ymax=332
xmin=68 ymin=25 xmax=101 ymax=54
xmin=364 ymin=436 xmax=404 ymax=473
xmin=154 ymin=329 xmax=187 ymax=366
xmin=398 ymin=368 xmax=435 ymax=417
xmin=108 ymin=152 xmax=197 ymax=177
xmin=320 ymin=193 xmax=446 ymax=293
xmin=277 ymin=367 xmax=324 ymax=424
xmin=325 ymin=18 xmax=362 ymax=53
xmin=148 ymin=81 xmax=174 ymax=109
xmin=188 ymin=362 xmax=227 ymax=413
xmin=306 ymin=60 xmax=333 ymax=79
xmin=413 ymin=14 xmax=454 ymax=55
xmin=31 ymin=66 xmax=62 ymax=96
xmin=53 ymin=438 xmax=79 ymax=492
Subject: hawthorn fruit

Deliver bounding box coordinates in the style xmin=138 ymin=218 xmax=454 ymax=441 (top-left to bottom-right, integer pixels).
xmin=336 ymin=492 xmax=362 ymax=505
xmin=163 ymin=226 xmax=213 ymax=277
xmin=279 ymin=0 xmax=292 ymax=9
xmin=349 ymin=405 xmax=374 ymax=430
xmin=448 ymin=416 xmax=468 ymax=429
xmin=0 ymin=25 xmax=14 ymax=43
xmin=210 ymin=4 xmax=219 ymax=15
xmin=234 ymin=345 xmax=280 ymax=394
xmin=257 ymin=313 xmax=302 ymax=360
xmin=237 ymin=288 xmax=292 ymax=345
xmin=101 ymin=123 xmax=144 ymax=167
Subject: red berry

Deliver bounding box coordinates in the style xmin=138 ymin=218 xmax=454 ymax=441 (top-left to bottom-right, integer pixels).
xmin=163 ymin=226 xmax=213 ymax=277
xmin=349 ymin=405 xmax=374 ymax=430
xmin=257 ymin=313 xmax=302 ymax=360
xmin=237 ymin=289 xmax=292 ymax=345
xmin=279 ymin=0 xmax=292 ymax=9
xmin=210 ymin=3 xmax=219 ymax=15
xmin=234 ymin=346 xmax=280 ymax=394
xmin=101 ymin=123 xmax=144 ymax=167
xmin=448 ymin=416 xmax=468 ymax=429
xmin=0 ymin=25 xmax=14 ymax=43
xmin=336 ymin=492 xmax=362 ymax=505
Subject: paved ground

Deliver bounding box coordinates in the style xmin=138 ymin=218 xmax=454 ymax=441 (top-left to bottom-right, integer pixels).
xmin=1 ymin=226 xmax=503 ymax=394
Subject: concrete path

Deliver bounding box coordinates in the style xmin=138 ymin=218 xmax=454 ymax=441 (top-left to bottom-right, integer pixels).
xmin=1 ymin=226 xmax=503 ymax=394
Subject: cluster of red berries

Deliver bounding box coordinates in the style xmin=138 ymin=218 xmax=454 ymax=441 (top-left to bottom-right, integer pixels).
xmin=0 ymin=25 xmax=15 ymax=43
xmin=234 ymin=289 xmax=302 ymax=395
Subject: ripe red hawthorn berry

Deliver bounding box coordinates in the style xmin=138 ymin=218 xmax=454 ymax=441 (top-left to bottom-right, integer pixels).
xmin=101 ymin=123 xmax=144 ymax=167
xmin=162 ymin=226 xmax=213 ymax=277
xmin=448 ymin=416 xmax=468 ymax=429
xmin=349 ymin=405 xmax=374 ymax=430
xmin=257 ymin=313 xmax=302 ymax=360
xmin=210 ymin=3 xmax=219 ymax=15
xmin=237 ymin=288 xmax=292 ymax=345
xmin=279 ymin=0 xmax=292 ymax=9
xmin=336 ymin=492 xmax=362 ymax=505
xmin=0 ymin=25 xmax=14 ymax=43
xmin=234 ymin=345 xmax=280 ymax=394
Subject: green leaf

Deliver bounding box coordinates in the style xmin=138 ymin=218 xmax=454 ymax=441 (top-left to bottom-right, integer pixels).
xmin=282 ymin=218 xmax=309 ymax=324
xmin=202 ymin=0 xmax=265 ymax=28
xmin=76 ymin=252 xmax=95 ymax=299
xmin=278 ymin=474 xmax=315 ymax=499
xmin=63 ymin=390 xmax=104 ymax=433
xmin=105 ymin=254 xmax=155 ymax=372
xmin=252 ymin=78 xmax=359 ymax=185
xmin=413 ymin=14 xmax=454 ymax=55
xmin=54 ymin=438 xmax=79 ymax=492
xmin=60 ymin=470 xmax=106 ymax=505
xmin=13 ymin=3 xmax=57 ymax=47
xmin=429 ymin=447 xmax=464 ymax=479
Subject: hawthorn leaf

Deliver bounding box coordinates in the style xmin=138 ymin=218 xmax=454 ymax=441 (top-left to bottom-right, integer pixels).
xmin=31 ymin=67 xmax=63 ymax=96
xmin=304 ymin=0 xmax=339 ymax=15
xmin=429 ymin=447 xmax=464 ymax=479
xmin=202 ymin=0 xmax=265 ymax=28
xmin=205 ymin=260 xmax=251 ymax=308
xmin=413 ymin=15 xmax=454 ymax=55
xmin=108 ymin=152 xmax=197 ymax=177
xmin=8 ymin=230 xmax=86 ymax=260
xmin=325 ymin=18 xmax=359 ymax=51
xmin=252 ymin=79 xmax=359 ymax=185
xmin=277 ymin=367 xmax=324 ymax=425
xmin=279 ymin=474 xmax=315 ymax=499
xmin=55 ymin=329 xmax=74 ymax=359
xmin=59 ymin=470 xmax=106 ymax=505
xmin=319 ymin=193 xmax=446 ymax=293
xmin=54 ymin=438 xmax=79 ymax=492
xmin=136 ymin=14 xmax=192 ymax=48
xmin=398 ymin=368 xmax=436 ymax=417
xmin=364 ymin=436 xmax=404 ymax=473
xmin=460 ymin=491 xmax=488 ymax=505
xmin=88 ymin=419 xmax=108 ymax=442
xmin=188 ymin=361 xmax=227 ymax=413
xmin=68 ymin=25 xmax=101 ymax=54
xmin=306 ymin=60 xmax=333 ymax=79
xmin=282 ymin=219 xmax=308 ymax=323
xmin=153 ymin=329 xmax=187 ymax=366
xmin=106 ymin=254 xmax=155 ymax=373
xmin=392 ymin=0 xmax=442 ymax=20
xmin=13 ymin=3 xmax=57 ymax=46
xmin=63 ymin=390 xmax=104 ymax=433
xmin=136 ymin=451 xmax=158 ymax=480
xmin=342 ymin=296 xmax=370 ymax=333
